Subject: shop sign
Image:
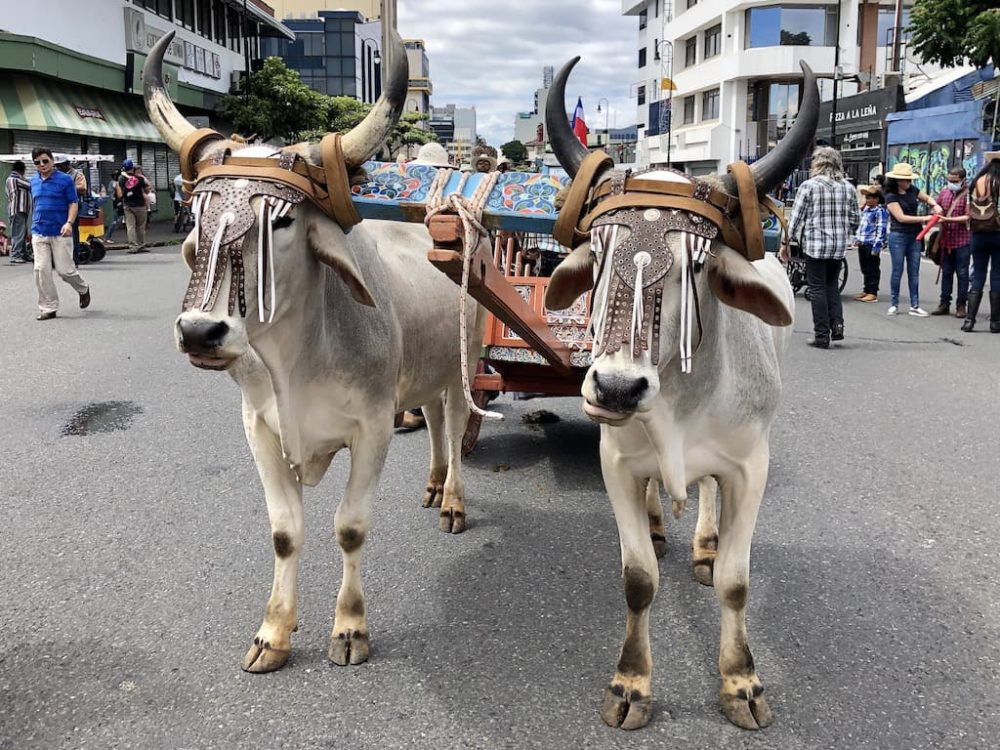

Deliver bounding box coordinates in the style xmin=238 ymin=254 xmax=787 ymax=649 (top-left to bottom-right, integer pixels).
xmin=74 ymin=107 xmax=106 ymax=121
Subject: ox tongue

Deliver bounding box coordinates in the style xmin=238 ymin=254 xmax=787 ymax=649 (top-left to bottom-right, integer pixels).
xmin=582 ymin=402 xmax=629 ymax=422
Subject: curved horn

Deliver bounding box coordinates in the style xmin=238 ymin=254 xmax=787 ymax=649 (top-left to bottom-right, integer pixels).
xmin=546 ymin=57 xmax=589 ymax=178
xmin=142 ymin=31 xmax=197 ymax=152
xmin=341 ymin=30 xmax=408 ymax=169
xmin=721 ymin=61 xmax=819 ymax=197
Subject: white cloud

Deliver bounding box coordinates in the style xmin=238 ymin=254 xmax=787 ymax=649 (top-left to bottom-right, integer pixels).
xmin=397 ymin=0 xmax=640 ymax=146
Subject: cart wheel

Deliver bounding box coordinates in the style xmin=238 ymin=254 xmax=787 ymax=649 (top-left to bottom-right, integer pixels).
xmin=88 ymin=239 xmax=106 ymax=262
xmin=77 ymin=244 xmax=92 ymax=265
xmin=462 ymin=390 xmax=488 ymax=456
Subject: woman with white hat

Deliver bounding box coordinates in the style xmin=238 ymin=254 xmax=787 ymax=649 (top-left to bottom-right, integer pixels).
xmin=883 ymin=162 xmax=942 ymax=316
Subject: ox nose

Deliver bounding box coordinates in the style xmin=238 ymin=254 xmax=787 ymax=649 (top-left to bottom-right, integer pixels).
xmin=177 ymin=319 xmax=230 ymax=353
xmin=592 ymin=372 xmax=649 ymax=413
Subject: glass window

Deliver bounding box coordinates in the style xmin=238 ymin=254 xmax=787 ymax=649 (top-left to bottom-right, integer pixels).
xmin=638 ymin=48 xmax=647 ymax=68
xmin=686 ymin=0 xmax=698 ymax=8
xmin=704 ymin=24 xmax=721 ymax=58
xmin=746 ymin=5 xmax=838 ymax=48
xmin=228 ymin=8 xmax=241 ymax=52
xmin=213 ymin=1 xmax=226 ymax=45
xmin=684 ymin=36 xmax=697 ymax=67
xmin=639 ymin=10 xmax=647 ymax=30
xmin=326 ymin=32 xmax=341 ymax=54
xmin=197 ymin=0 xmax=213 ymax=38
xmin=341 ymin=32 xmax=355 ymax=52
xmin=342 ymin=56 xmax=355 ymax=76
xmin=876 ymin=7 xmax=911 ymax=47
xmin=655 ymin=0 xmax=660 ymax=18
xmin=302 ymin=33 xmax=323 ymax=56
xmin=325 ymin=58 xmax=342 ymax=76
xmin=637 ymin=85 xmax=646 ymax=106
xmin=683 ymin=96 xmax=695 ymax=124
xmin=702 ymin=88 xmax=719 ymax=120
xmin=177 ymin=0 xmax=195 ymax=29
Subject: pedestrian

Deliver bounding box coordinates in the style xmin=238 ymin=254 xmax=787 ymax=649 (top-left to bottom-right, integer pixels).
xmin=931 ymin=167 xmax=971 ymax=318
xmin=138 ymin=166 xmax=156 ymax=220
xmin=883 ymin=162 xmax=942 ymax=316
xmin=116 ymin=159 xmax=150 ymax=253
xmin=5 ymin=160 xmax=32 ymax=264
xmin=963 ymin=151 xmax=1000 ymax=333
xmin=105 ymin=169 xmax=124 ymax=241
xmin=853 ymin=184 xmax=888 ymax=302
xmin=784 ymin=147 xmax=860 ymax=349
xmin=28 ymin=147 xmax=91 ymax=321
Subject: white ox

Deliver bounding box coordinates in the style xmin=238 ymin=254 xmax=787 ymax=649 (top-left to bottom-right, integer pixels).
xmin=543 ymin=58 xmax=817 ymax=731
xmin=142 ymin=33 xmax=485 ymax=673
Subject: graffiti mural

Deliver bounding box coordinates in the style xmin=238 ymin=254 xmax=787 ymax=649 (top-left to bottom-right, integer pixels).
xmin=887 ymin=143 xmax=929 ymax=189
xmin=888 ymin=140 xmax=987 ymax=192
xmin=961 ymin=140 xmax=983 ymax=180
xmin=927 ymin=142 xmax=953 ymax=195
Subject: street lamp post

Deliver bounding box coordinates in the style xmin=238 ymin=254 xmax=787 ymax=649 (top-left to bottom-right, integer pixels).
xmin=360 ymin=37 xmax=382 ymax=104
xmin=658 ymin=40 xmax=674 ymax=167
xmin=596 ymin=97 xmax=610 ymax=151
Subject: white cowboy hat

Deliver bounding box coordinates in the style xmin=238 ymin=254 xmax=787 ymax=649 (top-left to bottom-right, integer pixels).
xmin=412 ymin=142 xmax=451 ymax=168
xmin=885 ymin=162 xmax=917 ymax=180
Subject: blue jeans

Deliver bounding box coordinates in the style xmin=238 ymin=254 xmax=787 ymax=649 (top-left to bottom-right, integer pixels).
xmin=939 ymin=243 xmax=970 ymax=306
xmin=970 ymin=231 xmax=1000 ymax=292
xmin=888 ymin=232 xmax=922 ymax=308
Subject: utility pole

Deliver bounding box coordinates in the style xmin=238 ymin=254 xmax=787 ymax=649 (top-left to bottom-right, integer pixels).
xmin=890 ymin=0 xmax=904 ymax=73
xmin=381 ymin=0 xmax=397 ymax=68
xmin=831 ymin=0 xmax=841 ymax=147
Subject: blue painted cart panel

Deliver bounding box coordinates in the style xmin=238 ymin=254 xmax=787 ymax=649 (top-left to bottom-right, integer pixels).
xmin=353 ymin=161 xmax=571 ymax=233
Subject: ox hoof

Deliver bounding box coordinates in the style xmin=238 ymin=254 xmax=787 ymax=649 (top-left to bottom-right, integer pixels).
xmin=241 ymin=641 xmax=291 ymax=673
xmin=422 ymin=482 xmax=444 ymax=509
xmin=600 ymin=684 xmax=653 ymax=730
xmin=328 ymin=630 xmax=370 ymax=666
xmin=439 ymin=507 xmax=466 ymax=534
xmin=720 ymin=687 xmax=773 ymax=730
xmin=692 ymin=558 xmax=715 ymax=586
xmin=651 ymin=533 xmax=667 ymax=559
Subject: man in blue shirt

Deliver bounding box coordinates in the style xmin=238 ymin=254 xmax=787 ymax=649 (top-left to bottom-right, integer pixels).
xmin=29 ymin=147 xmax=91 ymax=320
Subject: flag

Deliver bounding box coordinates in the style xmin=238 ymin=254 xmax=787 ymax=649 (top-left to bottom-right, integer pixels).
xmin=571 ymin=97 xmax=588 ymax=146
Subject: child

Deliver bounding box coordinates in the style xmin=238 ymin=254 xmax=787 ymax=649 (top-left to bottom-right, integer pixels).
xmin=854 ymin=184 xmax=888 ymax=302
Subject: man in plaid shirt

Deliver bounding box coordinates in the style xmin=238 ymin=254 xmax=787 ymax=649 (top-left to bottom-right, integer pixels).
xmin=785 ymin=147 xmax=861 ymax=348
xmin=931 ymin=166 xmax=971 ymax=317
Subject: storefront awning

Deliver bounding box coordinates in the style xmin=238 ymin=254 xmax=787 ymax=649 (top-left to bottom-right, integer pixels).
xmin=0 ymin=75 xmax=163 ymax=143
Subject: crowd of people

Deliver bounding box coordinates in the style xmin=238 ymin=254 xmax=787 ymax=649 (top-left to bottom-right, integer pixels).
xmin=785 ymin=147 xmax=1000 ymax=348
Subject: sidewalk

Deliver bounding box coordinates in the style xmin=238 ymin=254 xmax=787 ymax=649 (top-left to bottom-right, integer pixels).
xmin=102 ymin=218 xmax=186 ymax=250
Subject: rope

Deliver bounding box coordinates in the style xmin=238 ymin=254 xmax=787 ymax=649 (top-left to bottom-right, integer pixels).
xmin=425 ymin=169 xmax=503 ymax=420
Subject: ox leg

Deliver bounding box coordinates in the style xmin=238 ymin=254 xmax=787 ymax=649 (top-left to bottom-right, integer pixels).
xmin=420 ymin=395 xmax=447 ymax=509
xmin=241 ymin=420 xmax=304 ymax=674
xmin=439 ymin=384 xmax=471 ymax=534
xmin=715 ymin=452 xmax=773 ymax=730
xmin=599 ymin=444 xmax=658 ymax=730
xmin=692 ymin=477 xmax=720 ymax=587
xmin=645 ymin=479 xmax=667 ymax=559
xmin=328 ymin=423 xmax=391 ymax=666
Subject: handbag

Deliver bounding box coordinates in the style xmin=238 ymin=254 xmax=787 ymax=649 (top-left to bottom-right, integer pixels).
xmin=969 ymin=185 xmax=1000 ymax=233
xmin=925 ymin=187 xmax=967 ymax=264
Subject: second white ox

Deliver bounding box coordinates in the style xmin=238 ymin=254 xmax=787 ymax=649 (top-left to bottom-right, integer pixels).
xmin=543 ymin=58 xmax=816 ymax=731
xmin=142 ymin=33 xmax=485 ymax=673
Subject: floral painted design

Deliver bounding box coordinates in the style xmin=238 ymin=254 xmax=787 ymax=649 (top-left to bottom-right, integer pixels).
xmin=486 ymin=173 xmax=569 ymax=216
xmin=353 ymin=162 xmax=436 ymax=202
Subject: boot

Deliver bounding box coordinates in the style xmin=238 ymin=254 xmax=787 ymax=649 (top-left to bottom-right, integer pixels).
xmin=991 ymin=292 xmax=1000 ymax=333
xmin=930 ymin=303 xmax=950 ymax=316
xmin=961 ymin=290 xmax=983 ymax=332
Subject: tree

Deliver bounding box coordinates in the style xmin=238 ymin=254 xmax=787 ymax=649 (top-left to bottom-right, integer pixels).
xmin=387 ymin=111 xmax=436 ymax=159
xmin=219 ymin=57 xmax=329 ymax=143
xmin=910 ymin=1 xmax=1000 ymax=68
xmin=500 ymin=140 xmax=528 ymax=164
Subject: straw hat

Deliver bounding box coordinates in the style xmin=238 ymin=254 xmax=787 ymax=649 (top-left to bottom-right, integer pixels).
xmin=859 ymin=184 xmax=882 ymax=197
xmin=885 ymin=162 xmax=917 ymax=180
xmin=984 ymin=151 xmax=1000 ymax=164
xmin=412 ymin=142 xmax=451 ymax=167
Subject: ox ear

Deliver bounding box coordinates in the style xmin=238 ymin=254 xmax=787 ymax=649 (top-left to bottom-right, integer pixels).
xmin=545 ymin=244 xmax=595 ymax=311
xmin=306 ymin=221 xmax=377 ymax=308
xmin=707 ymin=246 xmax=792 ymax=327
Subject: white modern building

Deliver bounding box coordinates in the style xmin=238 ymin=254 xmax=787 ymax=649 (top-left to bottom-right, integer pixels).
xmin=513 ymin=66 xmax=554 ymax=149
xmin=624 ymin=0 xmax=928 ymax=173
xmin=428 ymin=104 xmax=477 ymax=165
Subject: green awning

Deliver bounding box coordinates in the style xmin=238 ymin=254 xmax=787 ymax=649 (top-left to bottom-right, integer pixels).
xmin=0 ymin=75 xmax=162 ymax=143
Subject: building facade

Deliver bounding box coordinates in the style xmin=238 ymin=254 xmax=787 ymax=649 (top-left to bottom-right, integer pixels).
xmin=513 ymin=66 xmax=554 ymax=150
xmin=0 ymin=0 xmax=291 ymax=216
xmin=404 ymin=39 xmax=432 ymax=120
xmin=428 ymin=104 xmax=476 ymax=165
xmin=624 ymin=0 xmax=931 ymax=173
xmin=266 ymin=0 xmax=380 ymax=20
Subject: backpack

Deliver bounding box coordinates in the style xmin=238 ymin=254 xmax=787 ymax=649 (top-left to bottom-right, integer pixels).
xmin=969 ymin=186 xmax=1000 ymax=233
xmin=124 ymin=175 xmax=140 ymax=191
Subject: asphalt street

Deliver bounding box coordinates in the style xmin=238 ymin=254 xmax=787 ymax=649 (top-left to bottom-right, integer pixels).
xmin=1 ymin=245 xmax=998 ymax=750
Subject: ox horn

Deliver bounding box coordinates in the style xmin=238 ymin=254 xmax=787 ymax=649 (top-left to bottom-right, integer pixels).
xmin=546 ymin=57 xmax=590 ymax=179
xmin=720 ymin=61 xmax=819 ymax=198
xmin=340 ymin=30 xmax=409 ymax=170
xmin=142 ymin=31 xmax=199 ymax=152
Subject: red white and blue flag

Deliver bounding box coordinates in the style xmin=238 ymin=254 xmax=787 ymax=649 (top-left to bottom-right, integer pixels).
xmin=571 ymin=97 xmax=589 ymax=146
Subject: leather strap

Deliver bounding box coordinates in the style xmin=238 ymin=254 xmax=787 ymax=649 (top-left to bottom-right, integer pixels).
xmin=728 ymin=161 xmax=764 ymax=261
xmin=320 ymin=134 xmax=362 ymax=230
xmin=179 ymin=128 xmax=225 ymax=190
xmin=591 ymin=176 xmax=738 ymax=215
xmin=552 ymin=150 xmax=614 ymax=248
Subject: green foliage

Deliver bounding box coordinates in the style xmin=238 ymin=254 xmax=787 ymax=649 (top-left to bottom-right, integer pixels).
xmin=388 ymin=111 xmax=436 ymax=158
xmin=910 ymin=1 xmax=1000 ymax=68
xmin=219 ymin=57 xmax=329 ymax=143
xmin=500 ymin=140 xmax=528 ymax=163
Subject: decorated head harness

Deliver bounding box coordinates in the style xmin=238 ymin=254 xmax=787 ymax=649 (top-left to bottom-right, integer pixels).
xmin=552 ymin=150 xmax=786 ymax=373
xmin=176 ymin=129 xmax=364 ymax=322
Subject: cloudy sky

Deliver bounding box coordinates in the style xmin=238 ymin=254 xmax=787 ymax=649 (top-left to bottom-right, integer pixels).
xmin=397 ymin=0 xmax=639 ymax=147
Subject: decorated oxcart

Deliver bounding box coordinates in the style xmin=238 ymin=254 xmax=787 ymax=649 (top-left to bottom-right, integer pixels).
xmin=351 ymin=162 xmax=591 ymax=450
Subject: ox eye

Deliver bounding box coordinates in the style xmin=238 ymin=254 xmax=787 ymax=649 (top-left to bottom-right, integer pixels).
xmin=272 ymin=215 xmax=294 ymax=230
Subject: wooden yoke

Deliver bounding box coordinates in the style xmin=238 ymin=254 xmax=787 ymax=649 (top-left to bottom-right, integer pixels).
xmin=426 ymin=216 xmax=575 ymax=377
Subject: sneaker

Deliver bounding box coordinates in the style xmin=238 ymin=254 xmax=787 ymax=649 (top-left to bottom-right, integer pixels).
xmin=909 ymin=306 xmax=929 ymax=317
xmin=887 ymin=305 xmax=898 ymax=315
xmin=9 ymin=257 xmax=26 ymax=264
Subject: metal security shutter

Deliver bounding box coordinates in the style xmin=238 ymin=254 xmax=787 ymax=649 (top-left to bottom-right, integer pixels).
xmin=99 ymin=139 xmax=128 ymax=190
xmin=153 ymin=144 xmax=169 ymax=190
xmin=13 ymin=131 xmax=83 ymax=177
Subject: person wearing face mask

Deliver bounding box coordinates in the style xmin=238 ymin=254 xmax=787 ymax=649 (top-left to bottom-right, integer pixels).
xmin=931 ymin=167 xmax=971 ymax=317
xmin=883 ymin=163 xmax=943 ymax=316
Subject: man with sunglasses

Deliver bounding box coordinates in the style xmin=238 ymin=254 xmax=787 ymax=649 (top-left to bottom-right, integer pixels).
xmin=29 ymin=147 xmax=91 ymax=321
